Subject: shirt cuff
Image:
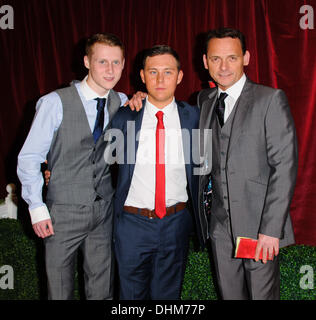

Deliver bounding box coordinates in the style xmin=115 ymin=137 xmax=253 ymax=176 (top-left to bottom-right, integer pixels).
xmin=29 ymin=205 xmax=51 ymax=225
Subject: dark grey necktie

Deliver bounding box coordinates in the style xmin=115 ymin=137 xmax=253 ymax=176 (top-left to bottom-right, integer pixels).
xmin=93 ymin=98 xmax=106 ymax=143
xmin=215 ymin=92 xmax=228 ymax=127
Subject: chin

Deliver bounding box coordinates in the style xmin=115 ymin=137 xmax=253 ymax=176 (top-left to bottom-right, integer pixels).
xmin=218 ymin=81 xmax=234 ymax=90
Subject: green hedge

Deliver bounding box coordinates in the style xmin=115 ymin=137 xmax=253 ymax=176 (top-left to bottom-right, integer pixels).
xmin=181 ymin=240 xmax=316 ymax=300
xmin=0 ymin=219 xmax=315 ymax=300
xmin=0 ymin=219 xmax=40 ymax=299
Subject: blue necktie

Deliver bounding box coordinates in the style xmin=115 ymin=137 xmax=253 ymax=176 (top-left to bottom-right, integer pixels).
xmin=93 ymin=98 xmax=106 ymax=143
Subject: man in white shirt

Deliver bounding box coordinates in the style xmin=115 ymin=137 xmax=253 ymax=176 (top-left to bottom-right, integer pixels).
xmin=127 ymin=28 xmax=297 ymax=300
xmin=110 ymin=45 xmax=201 ymax=299
xmin=198 ymin=27 xmax=297 ymax=299
xmin=17 ymin=33 xmax=127 ymax=299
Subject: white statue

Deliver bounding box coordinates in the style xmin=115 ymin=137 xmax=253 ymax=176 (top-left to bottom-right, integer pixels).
xmin=0 ymin=184 xmax=17 ymax=219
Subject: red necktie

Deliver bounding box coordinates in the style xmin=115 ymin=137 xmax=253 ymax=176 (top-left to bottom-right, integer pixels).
xmin=155 ymin=111 xmax=166 ymax=218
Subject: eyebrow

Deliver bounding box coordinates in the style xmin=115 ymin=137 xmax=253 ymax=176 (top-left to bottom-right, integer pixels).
xmin=209 ymin=54 xmax=239 ymax=58
xmin=147 ymin=67 xmax=176 ymax=70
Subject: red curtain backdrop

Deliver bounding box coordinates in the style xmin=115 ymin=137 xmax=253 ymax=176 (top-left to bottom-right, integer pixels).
xmin=0 ymin=0 xmax=315 ymax=245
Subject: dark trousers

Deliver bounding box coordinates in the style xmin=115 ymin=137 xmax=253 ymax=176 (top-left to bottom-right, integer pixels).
xmin=44 ymin=199 xmax=114 ymax=300
xmin=209 ymin=214 xmax=280 ymax=300
xmin=114 ymin=207 xmax=192 ymax=300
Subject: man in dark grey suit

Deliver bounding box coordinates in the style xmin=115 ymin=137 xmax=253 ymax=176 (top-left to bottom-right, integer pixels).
xmin=198 ymin=28 xmax=298 ymax=299
xmin=17 ymin=33 xmax=127 ymax=299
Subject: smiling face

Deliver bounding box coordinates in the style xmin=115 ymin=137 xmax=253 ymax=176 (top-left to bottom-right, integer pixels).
xmin=84 ymin=43 xmax=125 ymax=96
xmin=203 ymin=37 xmax=250 ymax=91
xmin=140 ymin=53 xmax=183 ymax=109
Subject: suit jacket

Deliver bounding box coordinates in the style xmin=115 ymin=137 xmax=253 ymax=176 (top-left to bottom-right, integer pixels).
xmin=198 ymin=78 xmax=298 ymax=247
xmin=110 ymin=100 xmax=205 ymax=246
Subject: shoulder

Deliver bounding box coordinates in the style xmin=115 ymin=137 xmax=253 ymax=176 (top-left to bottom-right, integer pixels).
xmin=246 ymin=80 xmax=286 ymax=101
xmin=36 ymin=90 xmax=62 ymax=112
xmin=197 ymin=88 xmax=216 ymax=106
xmin=245 ymin=80 xmax=292 ymax=119
xmin=177 ymin=100 xmax=199 ymax=116
xmin=117 ymin=92 xmax=128 ymax=106
xmin=176 ymin=101 xmax=200 ymax=128
xmin=108 ymin=89 xmax=128 ymax=107
xmin=54 ymin=84 xmax=76 ymax=97
xmin=111 ymin=105 xmax=140 ymax=127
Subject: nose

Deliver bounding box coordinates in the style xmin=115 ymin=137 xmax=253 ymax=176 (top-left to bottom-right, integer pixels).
xmin=219 ymin=59 xmax=227 ymax=71
xmin=157 ymin=72 xmax=164 ymax=83
xmin=107 ymin=62 xmax=114 ymax=74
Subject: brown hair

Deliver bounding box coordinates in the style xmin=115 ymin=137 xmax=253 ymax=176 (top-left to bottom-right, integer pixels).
xmin=142 ymin=45 xmax=181 ymax=71
xmin=85 ymin=33 xmax=125 ymax=57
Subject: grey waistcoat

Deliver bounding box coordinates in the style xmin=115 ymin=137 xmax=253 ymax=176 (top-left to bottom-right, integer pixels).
xmin=46 ymin=84 xmax=121 ymax=205
xmin=210 ymin=104 xmax=238 ymax=225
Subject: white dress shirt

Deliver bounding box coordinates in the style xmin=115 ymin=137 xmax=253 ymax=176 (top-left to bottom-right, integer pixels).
xmin=125 ymin=98 xmax=188 ymax=210
xmin=218 ymin=73 xmax=247 ymax=123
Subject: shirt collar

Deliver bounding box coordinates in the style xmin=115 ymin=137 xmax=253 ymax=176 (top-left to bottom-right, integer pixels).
xmin=218 ymin=73 xmax=246 ymax=101
xmin=80 ymin=75 xmax=110 ymax=100
xmin=145 ymin=97 xmax=176 ymax=118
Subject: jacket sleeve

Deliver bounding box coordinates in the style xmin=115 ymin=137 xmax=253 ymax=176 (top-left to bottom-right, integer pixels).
xmin=259 ymin=89 xmax=298 ymax=238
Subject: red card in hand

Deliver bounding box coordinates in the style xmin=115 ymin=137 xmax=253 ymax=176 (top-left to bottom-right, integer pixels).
xmin=234 ymin=237 xmax=273 ymax=260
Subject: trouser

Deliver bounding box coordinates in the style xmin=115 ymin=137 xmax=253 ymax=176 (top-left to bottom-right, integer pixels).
xmin=44 ymin=199 xmax=114 ymax=300
xmin=209 ymin=214 xmax=280 ymax=300
xmin=114 ymin=207 xmax=192 ymax=300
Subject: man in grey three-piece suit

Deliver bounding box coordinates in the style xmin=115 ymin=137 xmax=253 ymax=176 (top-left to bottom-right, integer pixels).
xmin=198 ymin=28 xmax=298 ymax=299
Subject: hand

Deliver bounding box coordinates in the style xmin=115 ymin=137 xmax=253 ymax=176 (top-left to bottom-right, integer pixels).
xmin=43 ymin=160 xmax=51 ymax=186
xmin=124 ymin=91 xmax=147 ymax=111
xmin=44 ymin=169 xmax=51 ymax=186
xmin=255 ymin=233 xmax=279 ymax=263
xmin=33 ymin=219 xmax=54 ymax=238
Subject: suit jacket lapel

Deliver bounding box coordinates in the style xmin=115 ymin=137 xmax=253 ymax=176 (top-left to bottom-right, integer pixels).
xmin=198 ymin=90 xmax=217 ymax=178
xmin=227 ymin=79 xmax=253 ymax=158
xmin=129 ymin=100 xmax=146 ymax=180
xmin=200 ymin=90 xmax=218 ymax=130
xmin=177 ymin=101 xmax=192 ymax=189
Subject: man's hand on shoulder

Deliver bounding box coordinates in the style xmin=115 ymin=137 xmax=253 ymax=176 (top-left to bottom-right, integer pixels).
xmin=124 ymin=91 xmax=147 ymax=111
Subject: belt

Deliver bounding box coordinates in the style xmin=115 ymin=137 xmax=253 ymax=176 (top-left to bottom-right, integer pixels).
xmin=123 ymin=202 xmax=186 ymax=219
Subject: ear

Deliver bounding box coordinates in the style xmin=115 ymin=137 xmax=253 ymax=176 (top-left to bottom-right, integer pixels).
xmin=177 ymin=70 xmax=184 ymax=85
xmin=84 ymin=55 xmax=90 ymax=69
xmin=203 ymin=54 xmax=209 ymax=70
xmin=140 ymin=69 xmax=145 ymax=84
xmin=243 ymin=50 xmax=250 ymax=66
